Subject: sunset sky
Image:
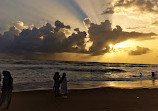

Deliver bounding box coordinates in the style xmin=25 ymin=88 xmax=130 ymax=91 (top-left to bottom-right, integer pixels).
xmin=0 ymin=0 xmax=158 ymax=64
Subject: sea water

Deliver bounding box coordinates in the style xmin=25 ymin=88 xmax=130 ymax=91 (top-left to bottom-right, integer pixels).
xmin=0 ymin=58 xmax=158 ymax=92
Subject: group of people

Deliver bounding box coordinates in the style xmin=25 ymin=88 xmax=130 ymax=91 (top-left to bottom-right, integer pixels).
xmin=0 ymin=71 xmax=68 ymax=109
xmin=53 ymin=72 xmax=68 ymax=98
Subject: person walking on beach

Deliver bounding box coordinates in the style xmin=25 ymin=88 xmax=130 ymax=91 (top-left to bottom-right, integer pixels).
xmin=53 ymin=72 xmax=60 ymax=96
xmin=0 ymin=71 xmax=13 ymax=109
xmin=60 ymin=73 xmax=68 ymax=98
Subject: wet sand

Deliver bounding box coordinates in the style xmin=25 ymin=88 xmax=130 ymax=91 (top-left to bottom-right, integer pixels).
xmin=1 ymin=87 xmax=158 ymax=111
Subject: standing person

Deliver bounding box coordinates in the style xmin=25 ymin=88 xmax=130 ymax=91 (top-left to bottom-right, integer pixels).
xmin=152 ymin=72 xmax=155 ymax=78
xmin=0 ymin=72 xmax=1 ymax=87
xmin=0 ymin=72 xmax=1 ymax=82
xmin=140 ymin=72 xmax=142 ymax=77
xmin=0 ymin=71 xmax=13 ymax=109
xmin=152 ymin=72 xmax=156 ymax=86
xmin=60 ymin=73 xmax=68 ymax=98
xmin=53 ymin=72 xmax=60 ymax=97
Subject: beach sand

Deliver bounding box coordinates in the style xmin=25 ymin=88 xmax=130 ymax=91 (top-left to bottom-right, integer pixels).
xmin=1 ymin=88 xmax=158 ymax=111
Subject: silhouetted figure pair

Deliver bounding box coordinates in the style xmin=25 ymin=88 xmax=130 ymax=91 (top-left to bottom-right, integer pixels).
xmin=53 ymin=72 xmax=67 ymax=97
xmin=0 ymin=71 xmax=13 ymax=109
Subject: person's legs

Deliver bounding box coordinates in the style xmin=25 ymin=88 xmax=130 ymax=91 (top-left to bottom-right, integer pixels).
xmin=0 ymin=91 xmax=7 ymax=107
xmin=57 ymin=89 xmax=60 ymax=96
xmin=6 ymin=90 xmax=12 ymax=109
xmin=54 ymin=83 xmax=60 ymax=97
xmin=55 ymin=90 xmax=57 ymax=96
xmin=55 ymin=89 xmax=60 ymax=97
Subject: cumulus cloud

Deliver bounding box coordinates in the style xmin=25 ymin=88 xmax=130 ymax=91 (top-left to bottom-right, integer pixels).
xmin=11 ymin=21 xmax=30 ymax=33
xmin=3 ymin=27 xmax=19 ymax=40
xmin=0 ymin=20 xmax=87 ymax=55
xmin=0 ymin=19 xmax=156 ymax=58
xmin=54 ymin=20 xmax=71 ymax=32
xmin=102 ymin=0 xmax=158 ymax=14
xmin=129 ymin=46 xmax=151 ymax=55
xmin=0 ymin=21 xmax=32 ymax=47
xmin=83 ymin=18 xmax=92 ymax=29
xmin=88 ymin=20 xmax=156 ymax=55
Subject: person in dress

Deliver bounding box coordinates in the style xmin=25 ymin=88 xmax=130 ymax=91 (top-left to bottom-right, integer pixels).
xmin=53 ymin=72 xmax=60 ymax=97
xmin=0 ymin=71 xmax=13 ymax=109
xmin=60 ymin=73 xmax=68 ymax=98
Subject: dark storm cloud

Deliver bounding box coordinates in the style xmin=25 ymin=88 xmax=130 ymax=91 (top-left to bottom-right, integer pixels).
xmin=62 ymin=28 xmax=87 ymax=53
xmin=0 ymin=19 xmax=156 ymax=57
xmin=0 ymin=20 xmax=86 ymax=55
xmin=55 ymin=20 xmax=71 ymax=31
xmin=0 ymin=26 xmax=20 ymax=53
xmin=88 ymin=20 xmax=156 ymax=55
xmin=129 ymin=46 xmax=151 ymax=55
xmin=102 ymin=0 xmax=158 ymax=14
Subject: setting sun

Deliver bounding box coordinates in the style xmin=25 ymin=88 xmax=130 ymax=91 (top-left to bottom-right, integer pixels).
xmin=109 ymin=42 xmax=127 ymax=50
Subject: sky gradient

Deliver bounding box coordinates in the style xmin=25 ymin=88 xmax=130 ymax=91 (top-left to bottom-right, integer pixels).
xmin=0 ymin=0 xmax=158 ymax=64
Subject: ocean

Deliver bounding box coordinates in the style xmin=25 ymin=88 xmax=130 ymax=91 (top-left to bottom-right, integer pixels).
xmin=0 ymin=58 xmax=158 ymax=92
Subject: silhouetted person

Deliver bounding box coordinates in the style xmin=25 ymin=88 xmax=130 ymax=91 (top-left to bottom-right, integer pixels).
xmin=60 ymin=73 xmax=68 ymax=98
xmin=53 ymin=72 xmax=60 ymax=96
xmin=0 ymin=72 xmax=1 ymax=86
xmin=152 ymin=72 xmax=155 ymax=78
xmin=0 ymin=73 xmax=1 ymax=82
xmin=140 ymin=72 xmax=142 ymax=77
xmin=152 ymin=72 xmax=156 ymax=86
xmin=0 ymin=71 xmax=13 ymax=109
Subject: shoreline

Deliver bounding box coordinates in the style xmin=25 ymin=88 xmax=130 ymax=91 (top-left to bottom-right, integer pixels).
xmin=12 ymin=79 xmax=158 ymax=92
xmin=14 ymin=86 xmax=158 ymax=92
xmin=1 ymin=87 xmax=158 ymax=111
xmin=11 ymin=86 xmax=158 ymax=93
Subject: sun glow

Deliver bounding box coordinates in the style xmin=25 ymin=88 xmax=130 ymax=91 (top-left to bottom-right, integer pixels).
xmin=109 ymin=42 xmax=126 ymax=50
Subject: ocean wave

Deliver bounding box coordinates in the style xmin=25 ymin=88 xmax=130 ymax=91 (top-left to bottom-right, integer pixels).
xmin=58 ymin=68 xmax=125 ymax=73
xmin=69 ymin=77 xmax=153 ymax=82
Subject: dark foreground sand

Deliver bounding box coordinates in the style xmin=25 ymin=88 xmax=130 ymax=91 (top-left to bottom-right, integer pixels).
xmin=1 ymin=88 xmax=158 ymax=111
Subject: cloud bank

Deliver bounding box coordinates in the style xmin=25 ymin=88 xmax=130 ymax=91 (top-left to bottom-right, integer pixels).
xmin=87 ymin=19 xmax=156 ymax=55
xmin=0 ymin=19 xmax=156 ymax=58
xmin=103 ymin=0 xmax=158 ymax=14
xmin=129 ymin=46 xmax=151 ymax=55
